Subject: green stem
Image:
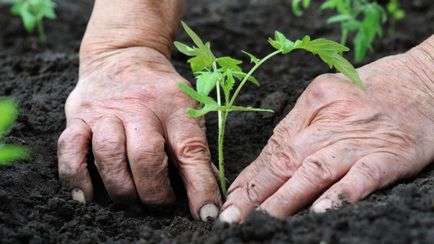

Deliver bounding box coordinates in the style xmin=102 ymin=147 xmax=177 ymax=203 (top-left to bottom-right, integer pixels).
xmin=340 ymin=28 xmax=348 ymax=46
xmin=36 ymin=16 xmax=46 ymax=46
xmin=213 ymin=61 xmax=227 ymax=196
xmin=218 ymin=112 xmax=228 ymax=197
xmin=228 ymin=50 xmax=281 ymax=107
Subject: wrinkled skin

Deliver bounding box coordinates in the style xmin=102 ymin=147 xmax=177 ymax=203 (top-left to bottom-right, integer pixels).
xmin=57 ymin=47 xmax=221 ymax=220
xmin=220 ymin=42 xmax=434 ymax=223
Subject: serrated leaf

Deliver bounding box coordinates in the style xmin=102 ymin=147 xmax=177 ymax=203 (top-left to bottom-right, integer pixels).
xmin=242 ymin=50 xmax=260 ymax=64
xmin=196 ymin=71 xmax=221 ymax=96
xmin=216 ymin=56 xmax=242 ymax=72
xmin=232 ymin=71 xmax=260 ymax=86
xmin=186 ymin=103 xmax=221 ymax=117
xmin=223 ymin=69 xmax=235 ymax=92
xmin=294 ymin=36 xmax=363 ymax=87
xmin=178 ymin=83 xmax=217 ymax=105
xmin=0 ymin=145 xmax=29 ymax=165
xmin=179 ymin=22 xmax=215 ymax=72
xmin=181 ymin=21 xmax=205 ymax=48
xmin=174 ymin=41 xmax=195 ymax=56
xmin=268 ymin=31 xmax=294 ymax=54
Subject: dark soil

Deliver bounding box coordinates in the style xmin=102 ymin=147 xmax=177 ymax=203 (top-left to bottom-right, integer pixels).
xmin=1 ymin=0 xmax=433 ymax=243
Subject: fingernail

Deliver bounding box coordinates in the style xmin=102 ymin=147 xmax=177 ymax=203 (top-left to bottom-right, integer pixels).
xmin=199 ymin=203 xmax=219 ymax=221
xmin=311 ymin=199 xmax=332 ymax=213
xmin=219 ymin=205 xmax=241 ymax=223
xmin=71 ymin=188 xmax=86 ymax=204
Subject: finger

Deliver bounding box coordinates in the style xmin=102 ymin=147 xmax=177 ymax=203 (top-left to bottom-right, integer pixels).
xmin=220 ymin=125 xmax=337 ymax=223
xmin=92 ymin=116 xmax=139 ymax=205
xmin=166 ymin=110 xmax=221 ymax=221
xmin=226 ymin=103 xmax=309 ymax=195
xmin=57 ymin=119 xmax=93 ymax=204
xmin=125 ymin=117 xmax=175 ymax=207
xmin=311 ymin=152 xmax=412 ymax=213
xmin=259 ymin=140 xmax=368 ymax=218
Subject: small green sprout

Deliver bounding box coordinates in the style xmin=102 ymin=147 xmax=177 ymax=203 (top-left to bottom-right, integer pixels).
xmin=3 ymin=0 xmax=56 ymax=45
xmin=0 ymin=99 xmax=29 ymax=166
xmin=175 ymin=22 xmax=363 ymax=196
xmin=291 ymin=0 xmax=402 ymax=62
xmin=320 ymin=0 xmax=387 ymax=62
xmin=386 ymin=0 xmax=405 ymax=33
xmin=291 ymin=0 xmax=311 ymax=16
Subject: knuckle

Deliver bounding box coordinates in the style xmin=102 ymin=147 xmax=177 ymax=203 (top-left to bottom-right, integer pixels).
xmin=299 ymin=157 xmax=336 ymax=186
xmin=307 ymin=74 xmax=345 ymax=102
xmin=57 ymin=124 xmax=89 ymax=151
xmin=174 ymin=137 xmax=211 ymax=164
xmin=92 ymin=133 xmax=125 ymax=160
xmin=129 ymin=138 xmax=165 ymax=166
xmin=353 ymin=161 xmax=382 ymax=186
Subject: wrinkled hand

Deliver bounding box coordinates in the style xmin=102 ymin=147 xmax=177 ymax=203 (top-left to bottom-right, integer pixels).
xmin=220 ymin=41 xmax=434 ymax=223
xmin=57 ymin=47 xmax=221 ymax=221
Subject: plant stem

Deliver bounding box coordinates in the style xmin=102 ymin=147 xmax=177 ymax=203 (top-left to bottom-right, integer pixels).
xmin=228 ymin=50 xmax=281 ymax=107
xmin=213 ymin=62 xmax=227 ymax=196
xmin=218 ymin=111 xmax=228 ymax=197
xmin=340 ymin=28 xmax=348 ymax=46
xmin=36 ymin=16 xmax=46 ymax=46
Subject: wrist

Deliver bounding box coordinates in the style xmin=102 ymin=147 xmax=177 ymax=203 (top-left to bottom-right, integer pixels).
xmin=405 ymin=35 xmax=434 ymax=94
xmin=80 ymin=0 xmax=185 ymax=63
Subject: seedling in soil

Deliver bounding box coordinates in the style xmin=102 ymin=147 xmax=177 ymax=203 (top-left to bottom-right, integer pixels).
xmin=291 ymin=0 xmax=393 ymax=62
xmin=175 ymin=22 xmax=363 ymax=196
xmin=386 ymin=0 xmax=405 ymax=34
xmin=3 ymin=0 xmax=56 ymax=45
xmin=291 ymin=0 xmax=311 ymax=16
xmin=0 ymin=99 xmax=29 ymax=166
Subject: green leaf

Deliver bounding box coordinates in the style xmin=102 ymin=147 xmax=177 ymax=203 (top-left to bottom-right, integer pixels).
xmin=268 ymin=31 xmax=294 ymax=54
xmin=242 ymin=50 xmax=260 ymax=64
xmin=291 ymin=0 xmax=311 ymax=16
xmin=20 ymin=8 xmax=37 ymax=32
xmin=0 ymin=99 xmax=18 ymax=137
xmin=326 ymin=14 xmax=353 ymax=24
xmin=294 ymin=36 xmax=364 ymax=88
xmin=216 ymin=57 xmax=243 ymax=72
xmin=181 ymin=21 xmax=205 ymax=48
xmin=232 ymin=71 xmax=260 ymax=86
xmin=352 ymin=3 xmax=385 ymax=62
xmin=174 ymin=41 xmax=195 ymax=56
xmin=0 ymin=145 xmax=29 ymax=166
xmin=178 ymin=22 xmax=215 ymax=72
xmin=186 ymin=103 xmax=220 ymax=117
xmin=223 ymin=69 xmax=236 ymax=92
xmin=196 ymin=71 xmax=221 ymax=96
xmin=178 ymin=83 xmax=217 ymax=105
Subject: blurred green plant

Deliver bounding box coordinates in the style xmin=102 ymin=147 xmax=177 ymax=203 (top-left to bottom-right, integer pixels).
xmin=291 ymin=0 xmax=404 ymax=62
xmin=386 ymin=0 xmax=405 ymax=33
xmin=0 ymin=99 xmax=29 ymax=166
xmin=2 ymin=0 xmax=56 ymax=45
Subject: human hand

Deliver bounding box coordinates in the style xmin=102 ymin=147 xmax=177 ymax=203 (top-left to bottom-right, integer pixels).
xmin=220 ymin=37 xmax=434 ymax=223
xmin=57 ymin=46 xmax=221 ymax=221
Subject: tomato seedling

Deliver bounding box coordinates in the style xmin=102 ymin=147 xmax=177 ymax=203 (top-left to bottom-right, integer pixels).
xmin=320 ymin=0 xmax=386 ymax=62
xmin=175 ymin=22 xmax=363 ymax=196
xmin=386 ymin=0 xmax=405 ymax=34
xmin=0 ymin=99 xmax=29 ymax=166
xmin=3 ymin=0 xmax=56 ymax=45
xmin=291 ymin=0 xmax=405 ymax=62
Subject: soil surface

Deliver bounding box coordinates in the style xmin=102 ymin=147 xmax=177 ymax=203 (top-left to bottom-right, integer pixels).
xmin=1 ymin=0 xmax=433 ymax=243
